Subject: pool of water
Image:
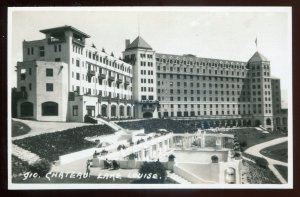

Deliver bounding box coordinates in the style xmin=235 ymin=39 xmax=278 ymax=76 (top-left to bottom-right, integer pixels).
xmin=160 ymin=149 xmax=229 ymax=163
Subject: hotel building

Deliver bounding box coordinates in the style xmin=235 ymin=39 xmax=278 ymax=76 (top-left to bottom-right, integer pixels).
xmin=14 ymin=25 xmax=287 ymax=131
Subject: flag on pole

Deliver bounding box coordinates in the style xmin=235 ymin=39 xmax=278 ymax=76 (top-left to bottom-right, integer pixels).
xmin=255 ymin=37 xmax=258 ymax=49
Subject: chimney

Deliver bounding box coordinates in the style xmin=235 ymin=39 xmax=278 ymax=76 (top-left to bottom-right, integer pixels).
xmin=125 ymin=39 xmax=130 ymax=49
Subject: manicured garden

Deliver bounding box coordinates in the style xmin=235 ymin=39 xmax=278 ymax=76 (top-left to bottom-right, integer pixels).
xmin=274 ymin=165 xmax=288 ymax=181
xmin=116 ymin=119 xmax=197 ymax=133
xmin=13 ymin=125 xmax=115 ymax=162
xmin=260 ymin=142 xmax=288 ymax=162
xmin=12 ymin=120 xmax=31 ymax=137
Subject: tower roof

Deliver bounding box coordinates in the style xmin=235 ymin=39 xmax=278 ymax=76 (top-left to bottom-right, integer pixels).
xmin=40 ymin=25 xmax=90 ymax=38
xmin=248 ymin=51 xmax=269 ymax=63
xmin=126 ymin=36 xmax=152 ymax=50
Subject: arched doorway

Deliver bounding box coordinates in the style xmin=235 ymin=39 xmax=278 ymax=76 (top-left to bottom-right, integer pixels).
xmin=143 ymin=112 xmax=153 ymax=118
xmin=42 ymin=101 xmax=58 ymax=116
xmin=101 ymin=105 xmax=107 ymax=117
xmin=20 ymin=102 xmax=33 ymax=117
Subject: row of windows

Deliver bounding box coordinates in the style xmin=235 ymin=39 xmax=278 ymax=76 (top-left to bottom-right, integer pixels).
xmin=72 ymin=85 xmax=132 ymax=99
xmin=158 ymin=110 xmax=271 ymax=116
xmin=141 ymin=87 xmax=154 ymax=92
xmin=140 ymin=54 xmax=153 ymax=59
xmin=158 ymin=89 xmax=249 ymax=96
xmin=157 ymin=66 xmax=246 ymax=76
xmin=157 ymin=74 xmax=248 ymax=82
xmin=158 ymin=96 xmax=251 ymax=102
xmin=141 ymin=78 xmax=154 ymax=84
xmin=83 ymin=50 xmax=132 ymax=74
xmin=156 ymin=57 xmax=246 ymax=70
xmin=140 ymin=61 xmax=153 ymax=67
xmin=140 ymin=70 xmax=154 ymax=75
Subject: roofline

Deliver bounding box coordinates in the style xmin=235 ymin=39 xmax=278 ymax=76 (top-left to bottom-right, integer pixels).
xmin=40 ymin=25 xmax=90 ymax=38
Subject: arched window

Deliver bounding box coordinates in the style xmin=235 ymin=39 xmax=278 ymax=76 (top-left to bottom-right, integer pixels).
xmin=20 ymin=102 xmax=33 ymax=116
xmin=266 ymin=118 xmax=272 ymax=125
xmin=127 ymin=106 xmax=131 ymax=116
xmin=119 ymin=105 xmax=124 ymax=116
xmin=101 ymin=105 xmax=107 ymax=117
xmin=42 ymin=102 xmax=58 ymax=116
xmin=111 ymin=105 xmax=116 ymax=117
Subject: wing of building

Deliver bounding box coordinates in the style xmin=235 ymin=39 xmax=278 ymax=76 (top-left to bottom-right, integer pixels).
xmin=13 ymin=25 xmax=287 ymax=132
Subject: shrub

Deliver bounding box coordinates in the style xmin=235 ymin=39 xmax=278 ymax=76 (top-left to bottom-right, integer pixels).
xmin=255 ymin=157 xmax=269 ymax=168
xmin=128 ymin=153 xmax=137 ymax=160
xmin=239 ymin=141 xmax=247 ymax=147
xmin=211 ymin=155 xmax=219 ymax=163
xmin=168 ymin=154 xmax=175 ymax=162
xmin=29 ymin=159 xmax=51 ymax=177
xmin=138 ymin=161 xmax=167 ymax=183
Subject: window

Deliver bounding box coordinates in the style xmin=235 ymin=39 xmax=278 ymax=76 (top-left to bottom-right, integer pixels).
xmin=55 ymin=58 xmax=61 ymax=62
xmin=39 ymin=46 xmax=45 ymax=57
xmin=46 ymin=83 xmax=53 ymax=91
xmin=73 ymin=106 xmax=78 ymax=116
xmin=46 ymin=68 xmax=53 ymax=77
xmin=76 ymin=60 xmax=80 ymax=67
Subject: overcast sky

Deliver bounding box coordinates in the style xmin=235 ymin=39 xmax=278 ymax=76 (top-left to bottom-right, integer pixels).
xmin=8 ymin=7 xmax=291 ymax=107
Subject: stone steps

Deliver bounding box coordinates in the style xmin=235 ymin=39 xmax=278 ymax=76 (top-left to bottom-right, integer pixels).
xmin=12 ymin=144 xmax=40 ymax=164
xmin=168 ymin=172 xmax=192 ymax=184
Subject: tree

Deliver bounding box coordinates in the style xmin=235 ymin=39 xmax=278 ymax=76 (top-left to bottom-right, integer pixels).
xmin=29 ymin=159 xmax=51 ymax=177
xmin=211 ymin=155 xmax=219 ymax=163
xmin=168 ymin=154 xmax=175 ymax=162
xmin=137 ymin=161 xmax=167 ymax=183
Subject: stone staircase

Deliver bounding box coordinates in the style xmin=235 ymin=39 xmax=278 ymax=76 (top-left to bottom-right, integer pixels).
xmin=12 ymin=144 xmax=40 ymax=164
xmin=168 ymin=172 xmax=192 ymax=184
xmin=96 ymin=118 xmax=124 ymax=131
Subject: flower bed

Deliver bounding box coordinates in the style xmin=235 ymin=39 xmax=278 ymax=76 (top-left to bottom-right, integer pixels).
xmin=13 ymin=125 xmax=115 ymax=162
xmin=116 ymin=119 xmax=197 ymax=133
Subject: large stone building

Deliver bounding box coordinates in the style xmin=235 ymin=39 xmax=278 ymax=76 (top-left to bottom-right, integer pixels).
xmin=14 ymin=25 xmax=287 ymax=131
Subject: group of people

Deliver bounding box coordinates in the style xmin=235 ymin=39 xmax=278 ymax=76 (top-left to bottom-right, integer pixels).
xmin=104 ymin=158 xmax=120 ymax=170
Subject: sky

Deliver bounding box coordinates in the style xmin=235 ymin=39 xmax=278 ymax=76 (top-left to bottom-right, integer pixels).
xmin=8 ymin=7 xmax=292 ymax=107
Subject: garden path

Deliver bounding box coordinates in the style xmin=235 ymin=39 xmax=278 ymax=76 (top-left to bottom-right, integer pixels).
xmin=244 ymin=137 xmax=288 ymax=184
xmin=12 ymin=118 xmax=91 ymax=140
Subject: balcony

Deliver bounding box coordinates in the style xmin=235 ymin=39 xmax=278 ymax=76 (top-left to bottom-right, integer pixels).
xmin=72 ymin=38 xmax=85 ymax=47
xmin=87 ymin=70 xmax=96 ymax=76
xmin=47 ymin=37 xmax=66 ymax=44
xmin=116 ymin=78 xmax=123 ymax=84
xmin=108 ymin=75 xmax=115 ymax=81
xmin=125 ymin=80 xmax=130 ymax=85
xmin=14 ymin=91 xmax=27 ymax=100
xmin=138 ymin=100 xmax=160 ymax=105
xmin=98 ymin=73 xmax=106 ymax=79
xmin=142 ymin=106 xmax=156 ymax=112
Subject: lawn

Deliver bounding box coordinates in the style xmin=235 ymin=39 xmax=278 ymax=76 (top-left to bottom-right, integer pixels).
xmin=260 ymin=142 xmax=288 ymax=162
xmin=233 ymin=128 xmax=285 ymax=150
xmin=13 ymin=125 xmax=115 ymax=162
xmin=12 ymin=120 xmax=31 ymax=137
xmin=274 ymin=165 xmax=288 ymax=181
